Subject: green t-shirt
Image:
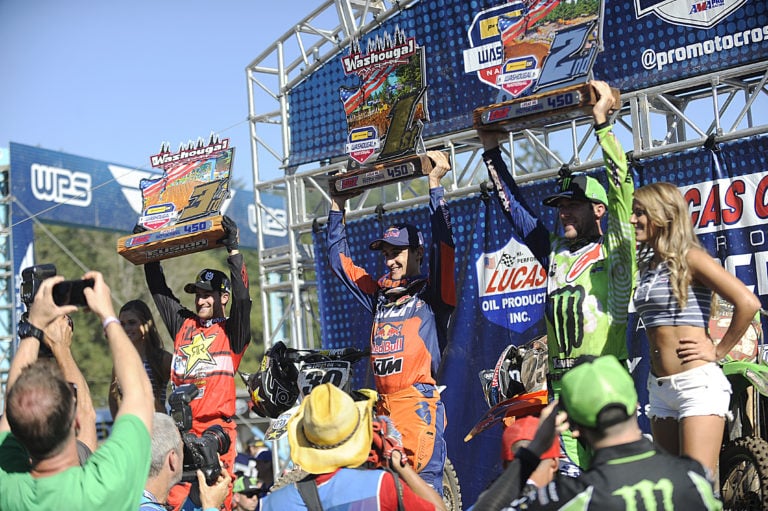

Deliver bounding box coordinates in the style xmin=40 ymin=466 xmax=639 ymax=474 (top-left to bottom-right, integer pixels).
xmin=0 ymin=414 xmax=150 ymax=511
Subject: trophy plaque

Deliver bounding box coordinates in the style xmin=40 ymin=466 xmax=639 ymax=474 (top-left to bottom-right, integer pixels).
xmin=474 ymin=83 xmax=621 ymax=132
xmin=329 ymin=27 xmax=439 ymax=196
xmin=117 ymin=135 xmax=234 ymax=265
xmin=464 ymin=0 xmax=613 ymax=132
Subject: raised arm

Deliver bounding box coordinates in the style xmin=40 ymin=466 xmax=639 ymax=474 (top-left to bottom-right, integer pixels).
xmin=45 ymin=315 xmax=97 ymax=453
xmin=326 ymin=196 xmax=378 ymax=312
xmin=83 ymin=271 xmax=154 ymax=430
xmin=590 ymin=80 xmax=636 ymax=325
xmin=144 ymin=261 xmax=186 ymax=339
xmin=477 ymin=130 xmax=551 ymax=268
xmin=1 ymin=276 xmax=78 ymax=432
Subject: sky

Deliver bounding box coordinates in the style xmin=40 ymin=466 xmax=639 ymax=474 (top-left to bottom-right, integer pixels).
xmin=0 ymin=0 xmax=308 ymax=185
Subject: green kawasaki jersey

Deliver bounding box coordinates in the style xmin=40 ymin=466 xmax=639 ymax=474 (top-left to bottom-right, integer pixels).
xmin=547 ymin=125 xmax=636 ymax=377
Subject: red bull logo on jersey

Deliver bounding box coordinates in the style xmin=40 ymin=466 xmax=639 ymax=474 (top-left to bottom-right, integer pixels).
xmin=372 ymin=323 xmax=405 ymax=354
xmin=477 ymin=236 xmax=547 ymax=334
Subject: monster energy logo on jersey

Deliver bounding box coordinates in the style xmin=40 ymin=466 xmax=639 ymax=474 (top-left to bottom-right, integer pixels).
xmin=550 ymin=284 xmax=586 ymax=357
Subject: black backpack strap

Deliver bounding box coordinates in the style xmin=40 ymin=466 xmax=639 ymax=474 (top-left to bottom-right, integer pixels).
xmin=384 ymin=467 xmax=405 ymax=511
xmin=296 ymin=477 xmax=324 ymax=511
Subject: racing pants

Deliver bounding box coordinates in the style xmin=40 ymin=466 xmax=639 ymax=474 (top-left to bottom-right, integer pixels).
xmin=377 ymin=383 xmax=446 ymax=494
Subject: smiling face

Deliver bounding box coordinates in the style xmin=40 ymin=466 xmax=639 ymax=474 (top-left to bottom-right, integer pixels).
xmin=629 ymin=200 xmax=653 ymax=244
xmin=119 ymin=310 xmax=145 ymax=345
xmin=381 ymin=243 xmax=423 ymax=280
xmin=195 ymin=289 xmax=229 ymax=320
xmin=556 ymin=199 xmax=602 ymax=239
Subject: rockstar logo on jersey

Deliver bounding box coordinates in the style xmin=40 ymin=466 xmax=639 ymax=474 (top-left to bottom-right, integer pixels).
xmin=181 ymin=332 xmax=217 ymax=375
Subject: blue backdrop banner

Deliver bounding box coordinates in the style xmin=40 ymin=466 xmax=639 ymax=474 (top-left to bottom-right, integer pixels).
xmin=9 ymin=142 xmax=287 ymax=322
xmin=313 ymin=132 xmax=768 ymax=505
xmin=288 ymin=0 xmax=768 ymax=166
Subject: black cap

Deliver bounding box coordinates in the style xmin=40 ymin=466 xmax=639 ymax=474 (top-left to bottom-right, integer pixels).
xmin=183 ymin=269 xmax=231 ymax=294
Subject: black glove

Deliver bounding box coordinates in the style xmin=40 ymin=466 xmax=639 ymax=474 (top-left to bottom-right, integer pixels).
xmin=218 ymin=215 xmax=239 ymax=251
xmin=132 ymin=223 xmax=148 ymax=234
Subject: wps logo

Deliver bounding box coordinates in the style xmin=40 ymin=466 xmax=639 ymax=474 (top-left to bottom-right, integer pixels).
xmin=31 ymin=163 xmax=91 ymax=207
xmin=635 ymin=0 xmax=746 ymax=29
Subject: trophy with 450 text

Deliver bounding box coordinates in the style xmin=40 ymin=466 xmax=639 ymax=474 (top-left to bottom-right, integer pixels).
xmin=465 ymin=0 xmax=619 ymax=132
xmin=117 ymin=135 xmax=234 ymax=264
xmin=329 ymin=27 xmax=438 ymax=196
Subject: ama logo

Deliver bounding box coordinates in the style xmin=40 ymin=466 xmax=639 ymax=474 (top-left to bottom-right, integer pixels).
xmin=476 ymin=236 xmax=547 ymax=334
xmin=635 ymin=0 xmax=746 ymax=29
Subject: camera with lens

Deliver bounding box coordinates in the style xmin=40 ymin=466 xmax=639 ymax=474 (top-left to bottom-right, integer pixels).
xmin=21 ymin=263 xmax=94 ymax=308
xmin=168 ymin=384 xmax=231 ymax=485
xmin=20 ymin=264 xmax=57 ymax=307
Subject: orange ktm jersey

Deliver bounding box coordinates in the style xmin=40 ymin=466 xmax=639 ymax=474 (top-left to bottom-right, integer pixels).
xmin=327 ymin=186 xmax=456 ymax=394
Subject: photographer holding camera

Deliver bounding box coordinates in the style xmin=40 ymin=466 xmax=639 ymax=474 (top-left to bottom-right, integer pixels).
xmin=141 ymin=412 xmax=231 ymax=511
xmin=0 ymin=271 xmax=154 ymax=511
xmin=142 ymin=215 xmax=251 ymax=510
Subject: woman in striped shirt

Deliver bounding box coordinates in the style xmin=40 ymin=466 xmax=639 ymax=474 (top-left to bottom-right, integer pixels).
xmin=631 ymin=181 xmax=761 ymax=477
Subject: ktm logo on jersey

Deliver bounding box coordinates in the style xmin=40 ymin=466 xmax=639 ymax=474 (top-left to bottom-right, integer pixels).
xmin=373 ymin=356 xmax=403 ymax=376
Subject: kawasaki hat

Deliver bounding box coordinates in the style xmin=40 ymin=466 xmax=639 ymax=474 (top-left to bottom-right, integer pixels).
xmin=232 ymin=476 xmax=264 ymax=496
xmin=543 ymin=173 xmax=608 ymax=207
xmin=184 ymin=268 xmax=231 ymax=294
xmin=560 ymin=355 xmax=636 ymax=428
xmin=369 ymin=224 xmax=424 ymax=250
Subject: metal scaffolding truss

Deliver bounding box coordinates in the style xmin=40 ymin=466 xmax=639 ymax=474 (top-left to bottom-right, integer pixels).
xmin=246 ymin=0 xmax=768 ymax=352
xmin=0 ymin=166 xmax=12 ymax=410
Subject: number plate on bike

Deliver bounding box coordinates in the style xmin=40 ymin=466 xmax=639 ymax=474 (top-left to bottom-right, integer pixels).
xmin=298 ymin=361 xmax=352 ymax=398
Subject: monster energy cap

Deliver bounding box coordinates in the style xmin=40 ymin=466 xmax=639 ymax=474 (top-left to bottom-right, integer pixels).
xmin=560 ymin=355 xmax=636 ymax=428
xmin=543 ymin=173 xmax=608 ymax=207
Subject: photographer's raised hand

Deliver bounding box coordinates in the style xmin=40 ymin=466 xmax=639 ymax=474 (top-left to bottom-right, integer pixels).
xmin=1 ymin=277 xmax=79 ymax=431
xmin=45 ymin=315 xmax=98 ymax=452
xmin=389 ymin=450 xmax=447 ymax=511
xmin=197 ymin=460 xmax=232 ymax=511
xmin=27 ymin=276 xmax=78 ymax=331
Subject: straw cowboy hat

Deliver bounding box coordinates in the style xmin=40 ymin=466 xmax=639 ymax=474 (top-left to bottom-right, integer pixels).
xmin=288 ymin=383 xmax=375 ymax=474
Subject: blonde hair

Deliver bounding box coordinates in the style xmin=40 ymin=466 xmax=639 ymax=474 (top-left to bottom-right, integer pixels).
xmin=634 ymin=181 xmax=703 ymax=309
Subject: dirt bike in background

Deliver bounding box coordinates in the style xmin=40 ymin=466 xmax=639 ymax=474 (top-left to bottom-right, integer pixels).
xmin=466 ymin=337 xmax=550 ymax=443
xmin=712 ymin=302 xmax=768 ymax=511
xmin=243 ymin=341 xmax=462 ymax=511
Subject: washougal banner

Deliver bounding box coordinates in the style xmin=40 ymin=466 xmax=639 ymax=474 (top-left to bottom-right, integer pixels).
xmin=287 ymin=0 xmax=768 ymax=166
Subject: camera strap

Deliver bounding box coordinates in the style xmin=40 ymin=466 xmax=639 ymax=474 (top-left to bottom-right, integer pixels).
xmin=296 ymin=477 xmax=324 ymax=511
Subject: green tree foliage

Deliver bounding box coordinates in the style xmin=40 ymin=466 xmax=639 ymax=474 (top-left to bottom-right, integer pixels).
xmin=32 ymin=224 xmax=265 ymax=408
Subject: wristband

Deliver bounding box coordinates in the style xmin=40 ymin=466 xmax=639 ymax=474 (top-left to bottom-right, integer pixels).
xmin=594 ymin=120 xmax=611 ymax=132
xmin=102 ymin=316 xmax=120 ymax=335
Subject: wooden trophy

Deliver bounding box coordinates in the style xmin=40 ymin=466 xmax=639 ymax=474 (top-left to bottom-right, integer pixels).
xmin=464 ymin=0 xmax=617 ymax=133
xmin=328 ymin=27 xmax=443 ymax=196
xmin=117 ymin=136 xmax=234 ymax=265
